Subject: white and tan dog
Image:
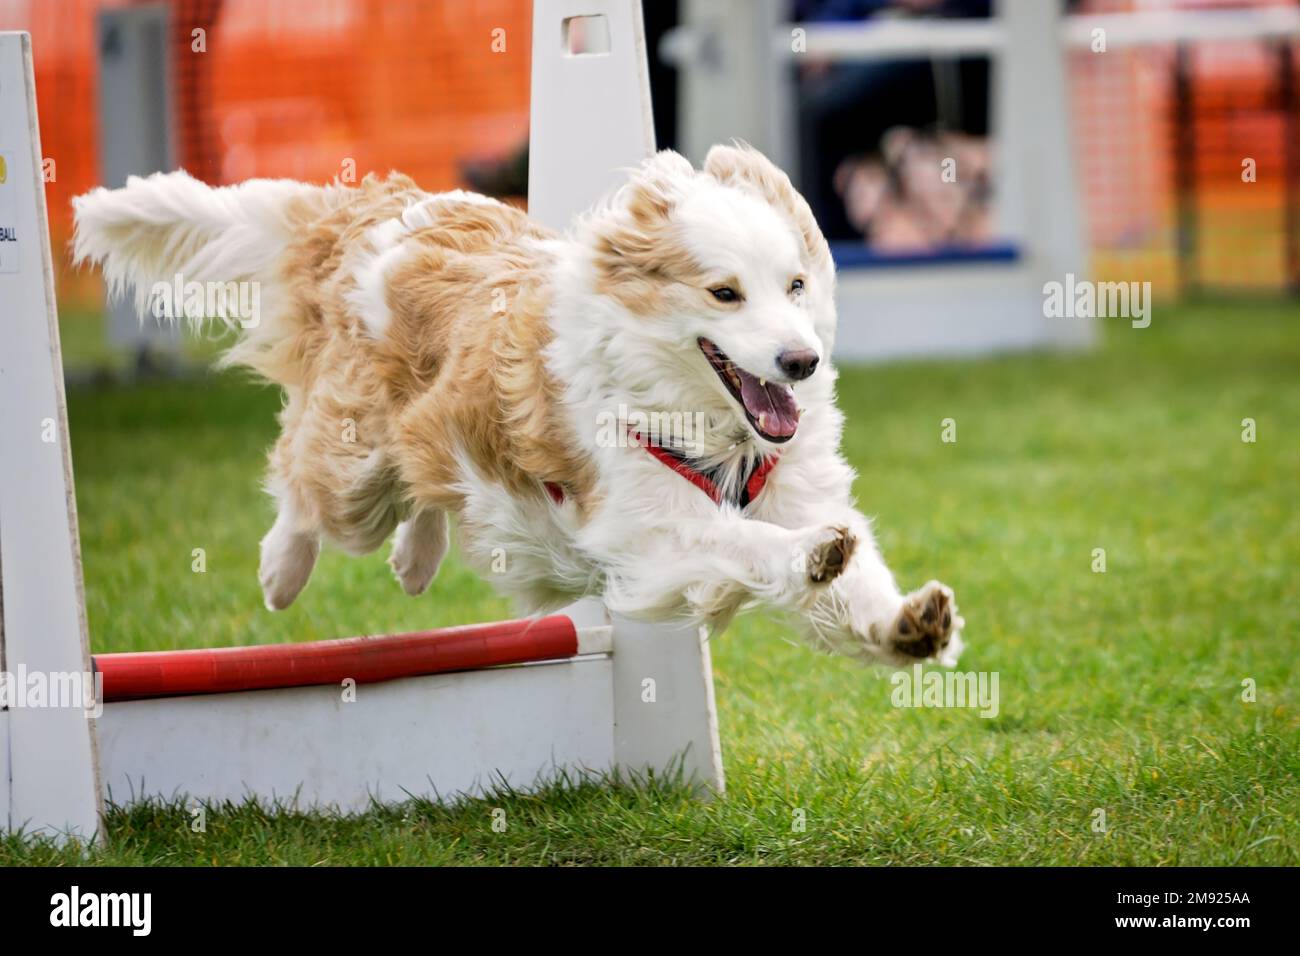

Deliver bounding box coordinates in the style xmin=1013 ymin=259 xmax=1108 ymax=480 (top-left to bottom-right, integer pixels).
xmin=73 ymin=144 xmax=963 ymax=666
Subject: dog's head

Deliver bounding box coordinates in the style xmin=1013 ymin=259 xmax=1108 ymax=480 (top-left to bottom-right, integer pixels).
xmin=582 ymin=144 xmax=836 ymax=447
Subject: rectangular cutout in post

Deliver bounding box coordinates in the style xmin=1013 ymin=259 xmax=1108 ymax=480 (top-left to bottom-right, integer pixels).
xmin=562 ymin=15 xmax=611 ymax=57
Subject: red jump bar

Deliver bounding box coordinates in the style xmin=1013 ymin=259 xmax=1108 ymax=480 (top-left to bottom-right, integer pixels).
xmin=93 ymin=615 xmax=580 ymax=702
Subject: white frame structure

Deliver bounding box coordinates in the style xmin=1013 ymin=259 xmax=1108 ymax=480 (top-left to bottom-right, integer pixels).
xmin=673 ymin=0 xmax=1300 ymax=361
xmin=673 ymin=0 xmax=1092 ymax=361
xmin=783 ymin=0 xmax=1091 ymax=361
xmin=0 ymin=0 xmax=723 ymax=845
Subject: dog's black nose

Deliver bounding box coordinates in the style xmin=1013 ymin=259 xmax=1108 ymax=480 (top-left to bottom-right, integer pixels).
xmin=776 ymin=349 xmax=819 ymax=381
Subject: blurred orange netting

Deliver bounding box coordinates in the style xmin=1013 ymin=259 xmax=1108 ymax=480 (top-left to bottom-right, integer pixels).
xmin=1 ymin=0 xmax=1296 ymax=310
xmin=1072 ymin=0 xmax=1300 ymax=296
xmin=1 ymin=0 xmax=533 ymax=309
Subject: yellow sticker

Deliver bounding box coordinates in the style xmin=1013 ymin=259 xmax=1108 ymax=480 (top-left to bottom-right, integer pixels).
xmin=0 ymin=153 xmax=7 ymax=184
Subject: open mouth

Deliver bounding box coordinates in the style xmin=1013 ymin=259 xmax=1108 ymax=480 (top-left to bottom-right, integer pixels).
xmin=698 ymin=338 xmax=800 ymax=443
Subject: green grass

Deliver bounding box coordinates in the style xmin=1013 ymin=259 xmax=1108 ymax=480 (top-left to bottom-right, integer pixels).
xmin=4 ymin=302 xmax=1298 ymax=865
xmin=56 ymin=304 xmax=227 ymax=377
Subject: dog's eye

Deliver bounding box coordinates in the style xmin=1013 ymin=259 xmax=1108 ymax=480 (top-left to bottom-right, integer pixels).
xmin=710 ymin=286 xmax=739 ymax=303
xmin=790 ymin=278 xmax=805 ymax=294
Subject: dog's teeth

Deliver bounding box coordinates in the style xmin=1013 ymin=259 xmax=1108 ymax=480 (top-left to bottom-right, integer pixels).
xmin=758 ymin=413 xmax=768 ymax=430
xmin=759 ymin=378 xmax=766 ymax=387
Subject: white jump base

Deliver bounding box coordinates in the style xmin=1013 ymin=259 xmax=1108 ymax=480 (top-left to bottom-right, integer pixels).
xmin=94 ymin=609 xmax=722 ymax=812
xmin=102 ymin=658 xmax=617 ymax=811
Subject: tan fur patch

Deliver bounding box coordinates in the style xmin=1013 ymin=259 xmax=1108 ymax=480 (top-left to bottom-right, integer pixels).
xmin=589 ymin=173 xmax=714 ymax=317
xmin=232 ymin=174 xmax=597 ymax=551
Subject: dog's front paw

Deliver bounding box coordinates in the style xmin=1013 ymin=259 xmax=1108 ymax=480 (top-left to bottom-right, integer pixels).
xmin=807 ymin=525 xmax=856 ymax=585
xmin=888 ymin=580 xmax=963 ymax=663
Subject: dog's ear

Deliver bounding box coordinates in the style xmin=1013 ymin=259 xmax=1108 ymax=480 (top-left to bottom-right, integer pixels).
xmin=704 ymin=142 xmax=833 ymax=277
xmin=593 ymin=150 xmax=694 ymax=271
xmin=586 ymin=150 xmax=701 ymax=311
xmin=622 ymin=149 xmax=696 ymax=225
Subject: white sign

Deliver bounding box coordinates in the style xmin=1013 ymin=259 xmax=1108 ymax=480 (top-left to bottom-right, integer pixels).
xmin=0 ymin=151 xmax=18 ymax=273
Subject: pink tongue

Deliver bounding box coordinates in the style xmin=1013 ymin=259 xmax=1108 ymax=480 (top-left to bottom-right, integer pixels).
xmin=738 ymin=371 xmax=799 ymax=438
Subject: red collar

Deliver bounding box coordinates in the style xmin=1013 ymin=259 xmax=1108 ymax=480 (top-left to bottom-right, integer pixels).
xmin=542 ymin=431 xmax=780 ymax=510
xmin=629 ymin=430 xmax=779 ymax=509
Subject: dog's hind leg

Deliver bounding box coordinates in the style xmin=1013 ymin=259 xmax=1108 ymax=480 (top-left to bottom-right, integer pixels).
xmin=259 ymin=494 xmax=321 ymax=611
xmin=388 ymin=508 xmax=449 ymax=596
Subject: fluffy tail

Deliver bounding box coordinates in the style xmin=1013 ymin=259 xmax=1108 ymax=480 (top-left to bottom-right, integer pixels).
xmin=72 ymin=170 xmax=323 ymax=348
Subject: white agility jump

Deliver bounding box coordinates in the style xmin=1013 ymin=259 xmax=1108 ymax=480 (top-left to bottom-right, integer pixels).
xmin=0 ymin=0 xmax=722 ymax=844
xmin=93 ymin=606 xmax=722 ymax=814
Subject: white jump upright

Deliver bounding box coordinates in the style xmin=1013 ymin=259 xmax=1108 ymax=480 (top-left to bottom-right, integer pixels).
xmin=529 ymin=0 xmax=723 ymax=797
xmin=0 ymin=32 xmax=103 ymax=842
xmin=0 ymin=0 xmax=722 ymax=843
xmin=527 ymin=0 xmax=656 ymax=229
